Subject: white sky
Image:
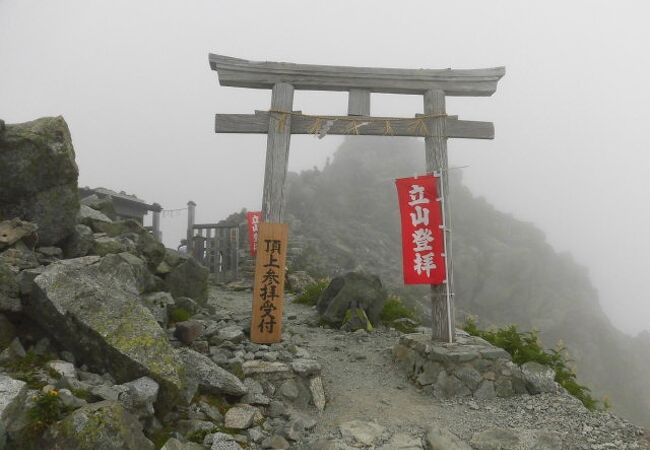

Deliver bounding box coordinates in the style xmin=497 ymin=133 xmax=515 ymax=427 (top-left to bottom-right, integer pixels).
xmin=1 ymin=0 xmax=649 ymax=335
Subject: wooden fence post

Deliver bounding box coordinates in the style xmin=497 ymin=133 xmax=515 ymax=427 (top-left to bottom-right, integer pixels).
xmin=187 ymin=200 xmax=196 ymax=254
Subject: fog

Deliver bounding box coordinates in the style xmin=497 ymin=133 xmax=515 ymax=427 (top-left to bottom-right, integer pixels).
xmin=1 ymin=1 xmax=649 ymax=336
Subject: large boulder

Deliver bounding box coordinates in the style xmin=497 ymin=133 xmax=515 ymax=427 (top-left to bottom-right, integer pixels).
xmin=0 ymin=375 xmax=28 ymax=431
xmin=0 ymin=262 xmax=20 ymax=313
xmin=0 ymin=116 xmax=79 ymax=246
xmin=176 ymin=347 xmax=247 ymax=397
xmin=27 ymin=255 xmax=193 ymax=407
xmin=316 ymin=272 xmax=387 ymax=327
xmin=165 ymin=257 xmax=209 ymax=305
xmin=41 ymin=401 xmax=154 ymax=450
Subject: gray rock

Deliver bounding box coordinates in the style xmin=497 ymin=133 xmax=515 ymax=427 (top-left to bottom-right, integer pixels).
xmin=267 ymin=400 xmax=287 ymax=418
xmin=160 ymin=437 xmax=205 ymax=450
xmin=309 ymin=376 xmax=326 ymax=412
xmin=118 ymin=376 xmax=159 ymax=418
xmin=316 ymin=272 xmax=387 ymax=327
xmin=142 ymin=291 xmax=175 ymax=328
xmin=425 ymin=424 xmax=471 ymax=450
xmin=42 ymin=401 xmax=154 ymax=449
xmin=224 ymin=404 xmax=261 ymax=429
xmin=219 ymin=325 xmax=245 ymax=344
xmin=291 ymin=359 xmax=321 ymax=376
xmin=28 ymin=255 xmax=192 ymax=408
xmin=454 ymin=366 xmax=483 ymax=391
xmin=470 ymin=428 xmax=521 ymax=450
xmin=248 ymin=426 xmax=265 ymax=443
xmin=91 ymin=384 xmax=129 ymax=401
xmin=198 ymin=400 xmax=223 ymax=423
xmin=0 ymin=315 xmax=16 ymax=351
xmin=210 ymin=432 xmax=244 ymax=450
xmin=80 ymin=194 xmax=117 ymax=219
xmin=176 ymin=419 xmax=215 ymax=437
xmin=0 ymin=117 xmax=79 ymax=246
xmin=0 ymin=262 xmax=20 ymax=314
xmin=166 ymin=258 xmax=209 ymax=305
xmin=279 ymin=379 xmax=299 ymax=400
xmin=434 ymin=371 xmax=470 ymax=399
xmin=0 ymin=420 xmax=5 ymax=450
xmin=242 ymin=392 xmax=271 ymax=406
xmin=61 ymin=224 xmax=94 ymax=258
xmin=57 ymin=388 xmax=87 ymax=409
xmin=339 ymin=420 xmax=385 ymax=446
xmin=262 ymin=434 xmax=290 ymax=449
xmin=0 ymin=375 xmax=28 ymax=429
xmin=521 ymin=362 xmax=557 ymax=394
xmin=78 ymin=204 xmax=112 ymax=226
xmin=416 ymin=361 xmax=443 ymax=386
xmin=377 ymin=432 xmax=423 ymax=450
xmin=244 ymin=378 xmax=264 ymax=395
xmin=46 ymin=360 xmax=76 ymax=379
xmin=176 ymin=347 xmax=247 ymax=396
xmin=243 ymin=360 xmax=291 ymax=377
xmin=0 ymin=219 xmax=38 ymax=250
xmin=0 ymin=338 xmax=26 ymax=363
xmin=474 ymin=380 xmax=497 ymax=400
xmin=92 ymin=235 xmax=127 ymax=256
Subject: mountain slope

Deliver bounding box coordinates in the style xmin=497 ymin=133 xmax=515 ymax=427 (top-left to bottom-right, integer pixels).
xmin=283 ymin=136 xmax=650 ymax=428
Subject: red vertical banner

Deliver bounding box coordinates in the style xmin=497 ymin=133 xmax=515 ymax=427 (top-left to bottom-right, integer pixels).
xmin=246 ymin=211 xmax=262 ymax=256
xmin=395 ymin=175 xmax=446 ymax=285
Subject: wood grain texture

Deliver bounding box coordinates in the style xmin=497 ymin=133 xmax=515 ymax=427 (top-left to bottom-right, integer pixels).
xmin=262 ymin=83 xmax=294 ymax=223
xmin=250 ymin=223 xmax=288 ymax=344
xmin=215 ymin=112 xmax=493 ymax=139
xmin=209 ymin=54 xmax=505 ymax=97
xmin=424 ymin=89 xmax=455 ymax=343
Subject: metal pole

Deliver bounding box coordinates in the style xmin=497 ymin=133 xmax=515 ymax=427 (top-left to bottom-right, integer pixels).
xmin=435 ymin=171 xmax=454 ymax=344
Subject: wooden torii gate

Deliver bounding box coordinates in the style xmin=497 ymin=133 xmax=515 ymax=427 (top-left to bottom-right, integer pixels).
xmin=209 ymin=54 xmax=505 ymax=342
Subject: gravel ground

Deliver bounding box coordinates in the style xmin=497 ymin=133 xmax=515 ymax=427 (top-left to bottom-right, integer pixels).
xmin=210 ymin=285 xmax=649 ymax=450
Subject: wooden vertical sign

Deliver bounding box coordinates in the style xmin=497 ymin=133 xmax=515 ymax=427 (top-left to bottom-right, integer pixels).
xmin=250 ymin=223 xmax=288 ymax=344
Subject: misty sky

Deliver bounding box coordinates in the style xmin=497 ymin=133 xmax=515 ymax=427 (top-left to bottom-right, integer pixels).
xmin=1 ymin=1 xmax=649 ymax=336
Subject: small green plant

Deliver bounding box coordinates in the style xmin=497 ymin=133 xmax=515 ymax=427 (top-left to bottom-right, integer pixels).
xmin=380 ymin=295 xmax=419 ymax=332
xmin=19 ymin=390 xmax=71 ymax=447
xmin=2 ymin=350 xmax=53 ymax=389
xmin=169 ymin=307 xmax=191 ymax=323
xmin=294 ymin=278 xmax=330 ymax=306
xmin=463 ymin=317 xmax=600 ymax=410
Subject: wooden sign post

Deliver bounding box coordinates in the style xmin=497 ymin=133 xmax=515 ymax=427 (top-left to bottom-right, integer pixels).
xmin=250 ymin=223 xmax=288 ymax=344
xmin=209 ymin=54 xmax=505 ymax=343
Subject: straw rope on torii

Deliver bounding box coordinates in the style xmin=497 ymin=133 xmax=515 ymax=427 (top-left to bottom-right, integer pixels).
xmin=209 ymin=53 xmax=505 ymax=343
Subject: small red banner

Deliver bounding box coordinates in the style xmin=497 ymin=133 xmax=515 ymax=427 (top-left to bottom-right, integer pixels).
xmin=395 ymin=175 xmax=446 ymax=285
xmin=246 ymin=211 xmax=262 ymax=256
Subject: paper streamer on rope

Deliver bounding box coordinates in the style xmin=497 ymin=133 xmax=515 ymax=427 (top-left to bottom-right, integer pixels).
xmin=395 ymin=174 xmax=446 ymax=285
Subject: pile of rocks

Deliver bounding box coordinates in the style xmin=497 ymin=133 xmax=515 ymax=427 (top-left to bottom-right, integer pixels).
xmin=393 ymin=331 xmax=558 ymax=400
xmin=0 ymin=116 xmax=325 ymax=449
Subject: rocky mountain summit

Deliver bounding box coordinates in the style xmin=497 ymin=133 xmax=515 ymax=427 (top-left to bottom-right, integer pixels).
xmin=1 ymin=117 xmax=648 ymax=449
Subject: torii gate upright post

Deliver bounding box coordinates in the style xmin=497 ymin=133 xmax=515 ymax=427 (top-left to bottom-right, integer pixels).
xmin=209 ymin=54 xmax=505 ymax=342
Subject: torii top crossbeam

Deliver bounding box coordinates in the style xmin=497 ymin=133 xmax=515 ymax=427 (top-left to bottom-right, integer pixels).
xmin=209 ymin=54 xmax=504 ymax=96
xmin=209 ymin=53 xmax=505 ymax=343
